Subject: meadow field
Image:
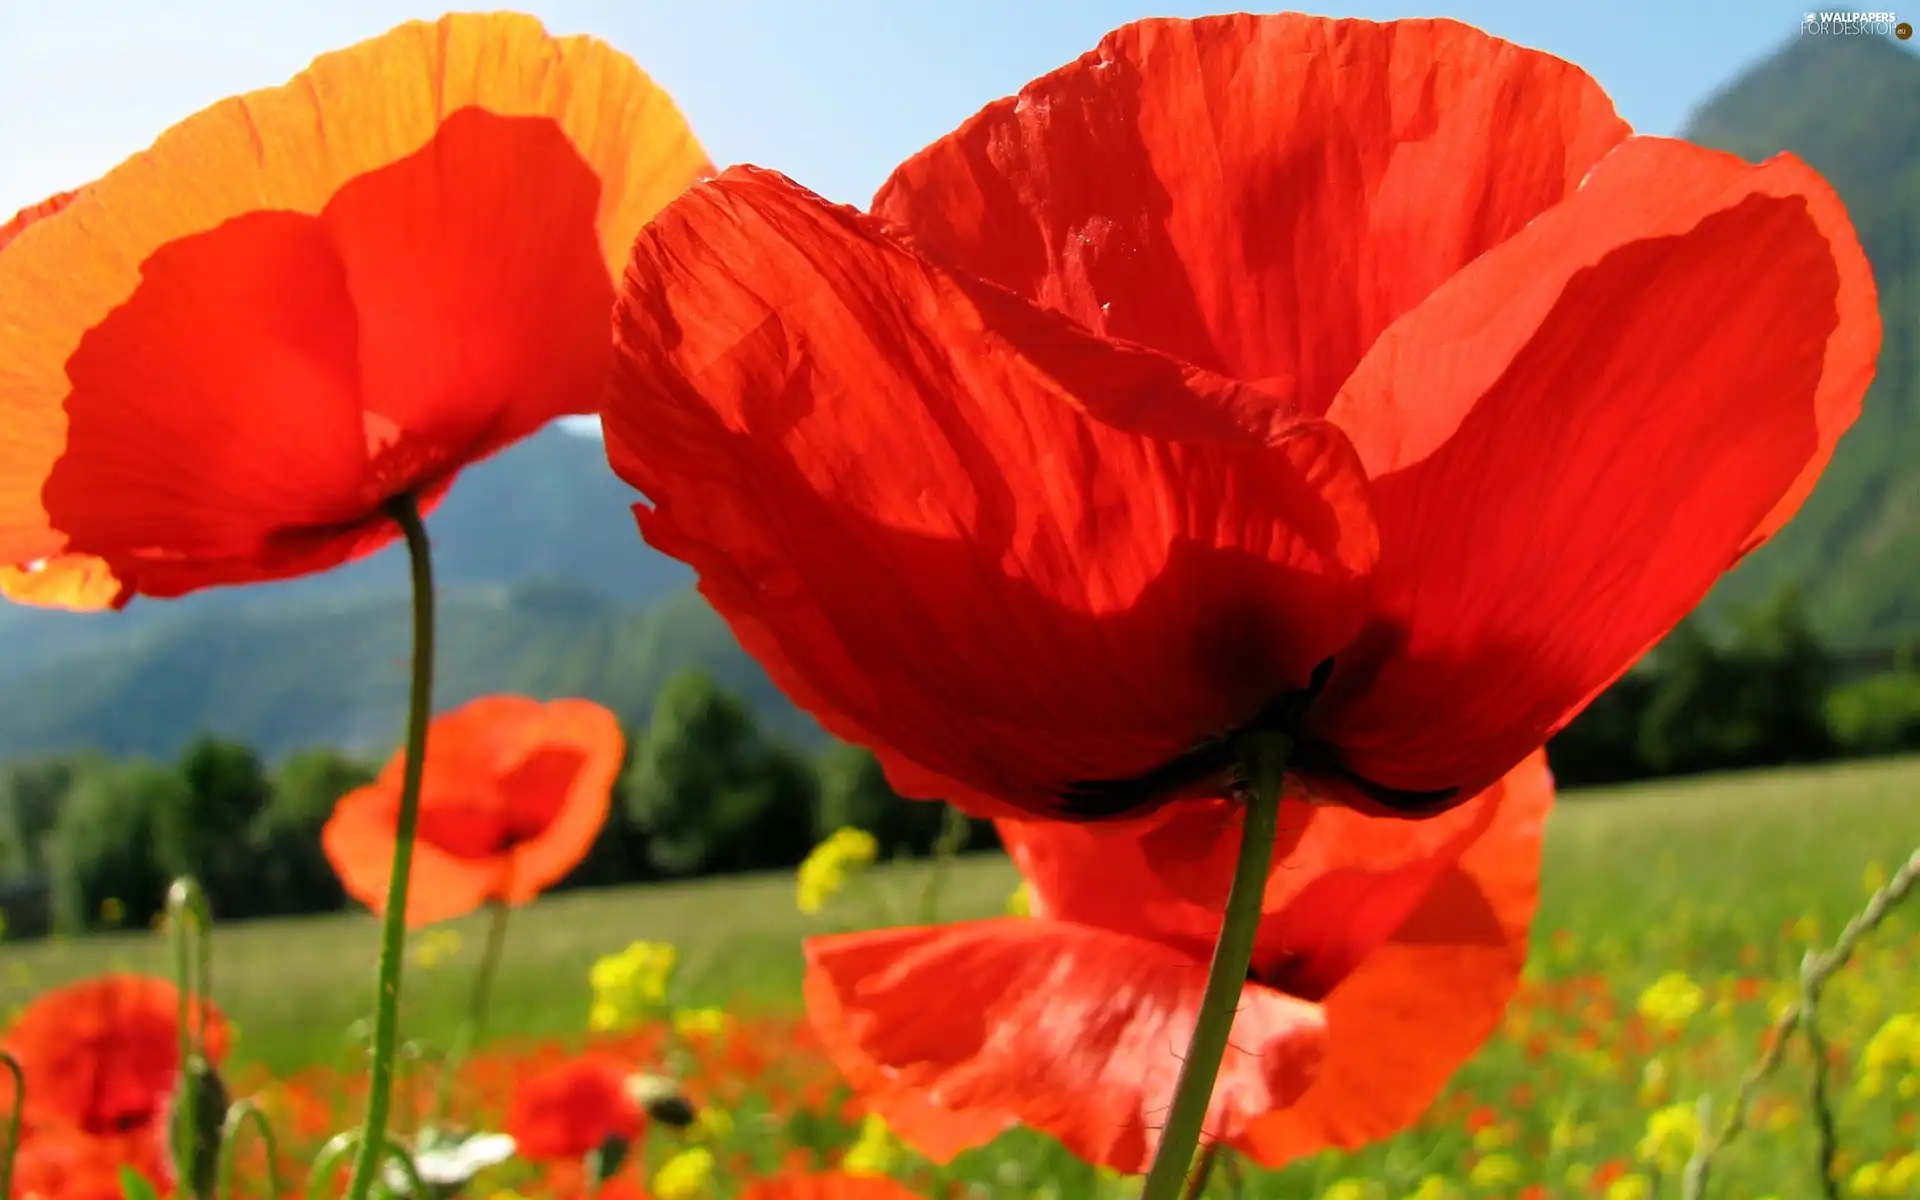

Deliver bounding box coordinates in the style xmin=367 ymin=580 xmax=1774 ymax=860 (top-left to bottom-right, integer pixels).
xmin=4 ymin=756 xmax=1919 ymax=1199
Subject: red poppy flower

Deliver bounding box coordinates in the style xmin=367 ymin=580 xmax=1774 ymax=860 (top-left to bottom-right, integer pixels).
xmin=0 ymin=973 xmax=229 ymax=1140
xmin=0 ymin=13 xmax=709 ymax=602
xmin=803 ymin=752 xmax=1552 ymax=1173
xmin=322 ymin=695 xmax=624 ymax=927
xmin=505 ymin=1055 xmax=644 ymax=1161
xmin=741 ymin=1174 xmax=930 ymax=1200
xmin=6 ymin=1125 xmax=160 ymax=1200
xmin=600 ymin=14 xmax=1877 ymax=822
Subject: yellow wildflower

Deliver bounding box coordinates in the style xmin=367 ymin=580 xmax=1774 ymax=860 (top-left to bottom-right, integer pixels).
xmin=694 ymin=1106 xmax=733 ymax=1144
xmin=1606 ymin=1175 xmax=1652 ymax=1200
xmin=673 ymin=1007 xmax=732 ymax=1040
xmin=797 ymin=827 xmax=880 ymax=915
xmin=653 ymin=1148 xmax=715 ymax=1200
xmin=586 ymin=940 xmax=679 ymax=1031
xmin=411 ymin=927 xmax=463 ymax=969
xmin=1472 ymin=1122 xmax=1509 ymax=1151
xmin=1888 ymin=1154 xmax=1920 ymax=1191
xmin=1636 ymin=1102 xmax=1700 ymax=1176
xmin=1637 ymin=971 xmax=1704 ymax=1032
xmin=842 ymin=1113 xmax=897 ymax=1177
xmin=1765 ymin=1102 xmax=1799 ymax=1132
xmin=1850 ymin=1161 xmax=1891 ymax=1197
xmin=1404 ymin=1176 xmax=1457 ymax=1200
xmin=1006 ymin=881 xmax=1032 ymax=917
xmin=1318 ymin=1182 xmax=1376 ymax=1200
xmin=1564 ymin=1164 xmax=1593 ymax=1190
xmin=1467 ymin=1154 xmax=1522 ymax=1190
xmin=1638 ymin=1058 xmax=1670 ymax=1107
xmin=1858 ymin=1013 xmax=1920 ymax=1098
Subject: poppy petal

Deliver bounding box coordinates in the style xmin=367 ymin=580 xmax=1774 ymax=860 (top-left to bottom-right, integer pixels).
xmin=0 ymin=13 xmax=709 ymax=593
xmin=1311 ymin=137 xmax=1877 ymax=796
xmin=741 ymin=1175 xmax=931 ymax=1200
xmin=491 ymin=698 xmax=625 ymax=904
xmin=320 ymin=783 xmax=499 ymax=928
xmin=0 ymin=555 xmax=130 ymax=612
xmin=1234 ymin=752 xmax=1552 ymax=1164
xmin=803 ymin=948 xmax=1014 ymax=1162
xmin=803 ymin=918 xmax=1325 ymax=1173
xmin=606 ymin=167 xmax=1377 ymax=818
xmin=872 ymin=15 xmax=1628 ymax=415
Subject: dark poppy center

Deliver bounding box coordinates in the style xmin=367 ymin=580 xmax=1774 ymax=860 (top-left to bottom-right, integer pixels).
xmin=1057 ymin=657 xmax=1457 ymax=817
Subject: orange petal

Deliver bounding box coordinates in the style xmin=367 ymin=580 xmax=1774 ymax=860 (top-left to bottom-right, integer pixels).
xmin=320 ymin=780 xmax=499 ymax=928
xmin=874 ymin=15 xmax=1628 ymax=416
xmin=803 ymin=919 xmax=1325 ymax=1173
xmin=605 ymin=167 xmax=1376 ymax=819
xmin=495 ymin=698 xmax=624 ymax=904
xmin=1312 ymin=137 xmax=1877 ymax=798
xmin=1234 ymin=752 xmax=1552 ymax=1164
xmin=0 ymin=555 xmax=129 ymax=612
xmin=0 ymin=13 xmax=709 ymax=592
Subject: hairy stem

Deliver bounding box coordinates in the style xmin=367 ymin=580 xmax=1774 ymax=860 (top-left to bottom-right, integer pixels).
xmin=431 ymin=899 xmax=511 ymax=1125
xmin=341 ymin=493 xmax=436 ymax=1200
xmin=1136 ymin=735 xmax=1287 ymax=1200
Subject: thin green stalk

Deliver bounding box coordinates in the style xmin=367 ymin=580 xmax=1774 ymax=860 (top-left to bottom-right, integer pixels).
xmin=167 ymin=878 xmax=214 ymax=1199
xmin=1181 ymin=1143 xmax=1224 ymax=1200
xmin=1137 ymin=735 xmax=1288 ymax=1200
xmin=917 ymin=804 xmax=972 ymax=923
xmin=216 ymin=1100 xmax=283 ymax=1200
xmin=1682 ymin=843 xmax=1920 ymax=1199
xmin=431 ymin=899 xmax=511 ymax=1126
xmin=342 ymin=493 xmax=436 ymax=1200
xmin=1800 ymin=956 xmax=1840 ymax=1200
xmin=1 ymin=1049 xmax=23 ymax=1200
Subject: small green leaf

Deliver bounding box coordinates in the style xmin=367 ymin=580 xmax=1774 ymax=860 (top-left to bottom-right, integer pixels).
xmin=118 ymin=1165 xmax=161 ymax=1200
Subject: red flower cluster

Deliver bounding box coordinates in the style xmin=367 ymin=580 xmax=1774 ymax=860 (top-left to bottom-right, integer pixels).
xmin=1 ymin=975 xmax=228 ymax=1198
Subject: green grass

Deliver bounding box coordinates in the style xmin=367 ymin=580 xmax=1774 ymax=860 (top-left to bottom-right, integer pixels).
xmin=3 ymin=756 xmax=1918 ymax=1198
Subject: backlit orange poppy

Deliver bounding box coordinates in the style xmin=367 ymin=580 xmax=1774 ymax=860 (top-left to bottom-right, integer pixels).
xmin=600 ymin=14 xmax=1876 ymax=823
xmin=0 ymin=973 xmax=229 ymax=1140
xmin=0 ymin=13 xmax=709 ymax=602
xmin=322 ymin=695 xmax=624 ymax=927
xmin=803 ymin=752 xmax=1553 ymax=1173
xmin=506 ymin=1055 xmax=644 ymax=1161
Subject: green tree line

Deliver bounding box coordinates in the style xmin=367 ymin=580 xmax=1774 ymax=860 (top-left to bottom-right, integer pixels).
xmin=2 ymin=589 xmax=1915 ymax=940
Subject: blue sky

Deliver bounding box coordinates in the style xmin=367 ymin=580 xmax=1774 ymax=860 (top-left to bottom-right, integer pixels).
xmin=1 ymin=0 xmax=1913 ymax=218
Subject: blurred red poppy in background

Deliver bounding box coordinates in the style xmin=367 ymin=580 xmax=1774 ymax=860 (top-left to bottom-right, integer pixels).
xmin=1 ymin=973 xmax=229 ymax=1138
xmin=601 ymin=14 xmax=1878 ymax=824
xmin=0 ymin=12 xmax=709 ymax=607
xmin=322 ymin=695 xmax=624 ymax=927
xmin=741 ymin=1174 xmax=931 ymax=1200
xmin=506 ymin=1055 xmax=645 ymax=1161
xmin=803 ymin=752 xmax=1553 ymax=1173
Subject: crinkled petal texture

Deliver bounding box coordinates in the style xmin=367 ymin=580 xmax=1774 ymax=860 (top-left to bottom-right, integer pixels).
xmin=870 ymin=12 xmax=1876 ymax=809
xmin=873 ymin=14 xmax=1630 ymax=417
xmin=1235 ymin=752 xmax=1552 ymax=1165
xmin=1309 ymin=137 xmax=1879 ymax=798
xmin=803 ymin=918 xmax=1326 ymax=1173
xmin=321 ymin=695 xmax=623 ymax=927
xmin=0 ymin=13 xmax=710 ymax=595
xmin=604 ymin=167 xmax=1377 ymax=819
xmin=0 ymin=974 xmax=229 ymax=1136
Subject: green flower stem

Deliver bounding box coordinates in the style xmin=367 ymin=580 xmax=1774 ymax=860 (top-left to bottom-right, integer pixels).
xmin=167 ymin=878 xmax=214 ymax=1199
xmin=431 ymin=899 xmax=511 ymax=1126
xmin=1 ymin=1049 xmax=23 ymax=1200
xmin=1136 ymin=735 xmax=1288 ymax=1200
xmin=215 ymin=1101 xmax=283 ymax=1200
xmin=917 ymin=803 xmax=972 ymax=924
xmin=342 ymin=493 xmax=437 ymax=1200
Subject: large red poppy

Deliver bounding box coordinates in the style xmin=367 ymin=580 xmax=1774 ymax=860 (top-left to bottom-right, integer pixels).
xmin=803 ymin=752 xmax=1552 ymax=1173
xmin=321 ymin=695 xmax=624 ymax=927
xmin=0 ymin=13 xmax=709 ymax=604
xmin=600 ymin=14 xmax=1877 ymax=823
xmin=0 ymin=973 xmax=229 ymax=1140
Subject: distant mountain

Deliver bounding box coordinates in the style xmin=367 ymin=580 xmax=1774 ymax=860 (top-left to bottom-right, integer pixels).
xmin=1687 ymin=34 xmax=1920 ymax=647
xmin=0 ymin=33 xmax=1914 ymax=761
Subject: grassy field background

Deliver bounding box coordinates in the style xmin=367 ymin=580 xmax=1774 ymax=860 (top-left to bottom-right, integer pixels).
xmin=3 ymin=756 xmax=1918 ymax=1196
